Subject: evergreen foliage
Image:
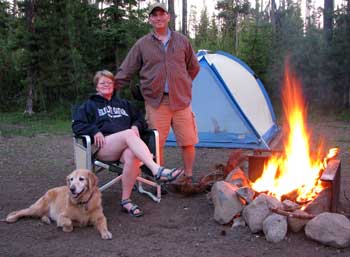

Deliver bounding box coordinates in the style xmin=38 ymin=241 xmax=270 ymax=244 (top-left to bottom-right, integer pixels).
xmin=0 ymin=0 xmax=349 ymax=114
xmin=0 ymin=0 xmax=149 ymax=112
xmin=190 ymin=0 xmax=349 ymax=112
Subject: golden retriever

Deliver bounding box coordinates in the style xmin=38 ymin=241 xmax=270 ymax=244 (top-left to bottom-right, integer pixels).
xmin=6 ymin=169 xmax=112 ymax=240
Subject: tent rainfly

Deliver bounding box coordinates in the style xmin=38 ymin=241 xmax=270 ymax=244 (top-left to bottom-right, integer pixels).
xmin=166 ymin=50 xmax=279 ymax=149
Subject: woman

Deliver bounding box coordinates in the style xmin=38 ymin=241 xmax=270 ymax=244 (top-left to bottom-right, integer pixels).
xmin=72 ymin=70 xmax=183 ymax=217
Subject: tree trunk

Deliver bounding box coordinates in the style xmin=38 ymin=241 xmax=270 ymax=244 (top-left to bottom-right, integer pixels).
xmin=182 ymin=0 xmax=187 ymax=35
xmin=168 ymin=0 xmax=175 ymax=30
xmin=343 ymin=84 xmax=350 ymax=108
xmin=24 ymin=0 xmax=35 ymax=115
xmin=234 ymin=15 xmax=238 ymax=52
xmin=113 ymin=0 xmax=121 ymax=67
xmin=324 ymin=0 xmax=333 ymax=44
xmin=346 ymin=0 xmax=350 ymax=108
xmin=12 ymin=0 xmax=17 ymax=16
xmin=271 ymin=0 xmax=277 ymax=31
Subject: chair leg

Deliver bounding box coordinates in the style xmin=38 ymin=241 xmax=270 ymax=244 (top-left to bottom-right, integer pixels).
xmin=99 ymin=174 xmax=123 ymax=192
xmin=136 ymin=177 xmax=161 ymax=203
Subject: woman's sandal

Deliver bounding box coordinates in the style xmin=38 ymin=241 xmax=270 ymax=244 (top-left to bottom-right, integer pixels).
xmin=154 ymin=167 xmax=184 ymax=183
xmin=120 ymin=199 xmax=144 ymax=218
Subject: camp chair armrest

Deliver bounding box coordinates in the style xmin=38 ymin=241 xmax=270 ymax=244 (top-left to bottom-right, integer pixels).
xmin=73 ymin=134 xmax=92 ymax=148
xmin=75 ymin=134 xmax=91 ymax=143
xmin=140 ymin=129 xmax=160 ymax=165
xmin=73 ymin=134 xmax=92 ymax=170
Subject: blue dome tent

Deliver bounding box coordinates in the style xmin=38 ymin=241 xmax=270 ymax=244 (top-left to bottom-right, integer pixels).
xmin=166 ymin=50 xmax=279 ymax=149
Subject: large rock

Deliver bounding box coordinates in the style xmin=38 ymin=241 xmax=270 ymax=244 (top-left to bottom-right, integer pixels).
xmin=305 ymin=212 xmax=350 ymax=248
xmin=263 ymin=213 xmax=288 ymax=243
xmin=282 ymin=199 xmax=300 ymax=211
xmin=242 ymin=193 xmax=282 ymax=233
xmin=287 ymin=209 xmax=310 ymax=232
xmin=236 ymin=186 xmax=255 ymax=204
xmin=304 ymin=188 xmax=331 ymax=215
xmin=211 ymin=181 xmax=244 ymax=224
xmin=232 ymin=216 xmax=246 ymax=228
xmin=225 ymin=167 xmax=250 ymax=188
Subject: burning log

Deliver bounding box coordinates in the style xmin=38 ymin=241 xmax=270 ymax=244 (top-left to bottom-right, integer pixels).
xmin=270 ymin=208 xmax=315 ymax=219
xmin=280 ymin=189 xmax=300 ymax=203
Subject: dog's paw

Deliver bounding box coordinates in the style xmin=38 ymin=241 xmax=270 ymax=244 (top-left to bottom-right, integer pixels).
xmin=62 ymin=225 xmax=73 ymax=232
xmin=101 ymin=230 xmax=112 ymax=240
xmin=41 ymin=216 xmax=51 ymax=224
xmin=6 ymin=212 xmax=18 ymax=223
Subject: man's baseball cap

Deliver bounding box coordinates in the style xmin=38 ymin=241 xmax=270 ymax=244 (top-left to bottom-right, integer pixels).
xmin=148 ymin=3 xmax=168 ymax=16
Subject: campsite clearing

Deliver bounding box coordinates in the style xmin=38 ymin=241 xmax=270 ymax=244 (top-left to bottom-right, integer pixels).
xmin=0 ymin=119 xmax=349 ymax=257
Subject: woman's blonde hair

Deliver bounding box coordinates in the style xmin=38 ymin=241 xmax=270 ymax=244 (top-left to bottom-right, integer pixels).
xmin=93 ymin=70 xmax=115 ymax=86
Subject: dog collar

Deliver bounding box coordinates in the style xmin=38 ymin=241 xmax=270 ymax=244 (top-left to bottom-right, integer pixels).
xmin=78 ymin=191 xmax=94 ymax=210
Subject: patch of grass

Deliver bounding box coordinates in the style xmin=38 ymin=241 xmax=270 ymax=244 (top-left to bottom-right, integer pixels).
xmin=0 ymin=112 xmax=71 ymax=137
xmin=336 ymin=109 xmax=350 ymax=122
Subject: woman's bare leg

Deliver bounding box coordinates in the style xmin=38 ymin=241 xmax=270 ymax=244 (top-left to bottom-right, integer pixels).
xmin=96 ymin=129 xmax=182 ymax=180
xmin=97 ymin=130 xmax=157 ymax=174
xmin=119 ymin=148 xmax=140 ymax=200
xmin=119 ymin=148 xmax=142 ymax=215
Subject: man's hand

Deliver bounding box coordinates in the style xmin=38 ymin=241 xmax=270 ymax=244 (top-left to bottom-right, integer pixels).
xmin=94 ymin=132 xmax=105 ymax=148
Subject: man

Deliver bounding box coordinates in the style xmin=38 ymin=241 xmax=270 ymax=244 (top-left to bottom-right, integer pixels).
xmin=115 ymin=2 xmax=200 ymax=183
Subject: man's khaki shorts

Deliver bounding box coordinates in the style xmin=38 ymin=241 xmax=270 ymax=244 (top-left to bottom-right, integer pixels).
xmin=145 ymin=96 xmax=198 ymax=147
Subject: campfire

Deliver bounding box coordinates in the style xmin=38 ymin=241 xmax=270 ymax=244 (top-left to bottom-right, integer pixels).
xmin=210 ymin=62 xmax=349 ymax=248
xmin=250 ymin=62 xmax=338 ymax=206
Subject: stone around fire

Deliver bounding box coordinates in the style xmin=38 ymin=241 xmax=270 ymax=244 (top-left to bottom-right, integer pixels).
xmin=305 ymin=212 xmax=350 ymax=248
xmin=303 ymin=188 xmax=332 ymax=215
xmin=287 ymin=209 xmax=310 ymax=232
xmin=211 ymin=181 xmax=244 ymax=224
xmin=225 ymin=167 xmax=250 ymax=188
xmin=242 ymin=193 xmax=282 ymax=233
xmin=263 ymin=213 xmax=288 ymax=243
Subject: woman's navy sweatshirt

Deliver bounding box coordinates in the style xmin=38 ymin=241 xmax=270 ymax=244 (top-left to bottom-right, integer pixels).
xmin=72 ymin=94 xmax=147 ymax=139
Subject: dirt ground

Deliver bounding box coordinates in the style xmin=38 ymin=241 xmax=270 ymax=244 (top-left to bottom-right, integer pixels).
xmin=0 ymin=119 xmax=350 ymax=257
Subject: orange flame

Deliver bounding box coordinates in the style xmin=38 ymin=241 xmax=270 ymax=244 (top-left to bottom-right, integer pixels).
xmin=251 ymin=62 xmax=336 ymax=203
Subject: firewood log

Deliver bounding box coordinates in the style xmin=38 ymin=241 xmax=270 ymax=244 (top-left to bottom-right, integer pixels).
xmin=270 ymin=208 xmax=315 ymax=219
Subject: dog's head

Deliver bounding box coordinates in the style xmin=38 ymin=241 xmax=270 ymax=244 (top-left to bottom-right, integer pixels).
xmin=66 ymin=169 xmax=98 ymax=200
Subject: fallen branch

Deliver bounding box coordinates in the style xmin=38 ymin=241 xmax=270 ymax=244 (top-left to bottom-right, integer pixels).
xmin=270 ymin=208 xmax=315 ymax=219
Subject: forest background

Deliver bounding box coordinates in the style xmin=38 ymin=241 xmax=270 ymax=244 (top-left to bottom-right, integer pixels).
xmin=0 ymin=0 xmax=349 ymax=120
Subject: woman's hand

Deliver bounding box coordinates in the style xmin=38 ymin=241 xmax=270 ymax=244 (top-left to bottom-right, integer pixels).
xmin=94 ymin=132 xmax=105 ymax=148
xmin=131 ymin=125 xmax=140 ymax=137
